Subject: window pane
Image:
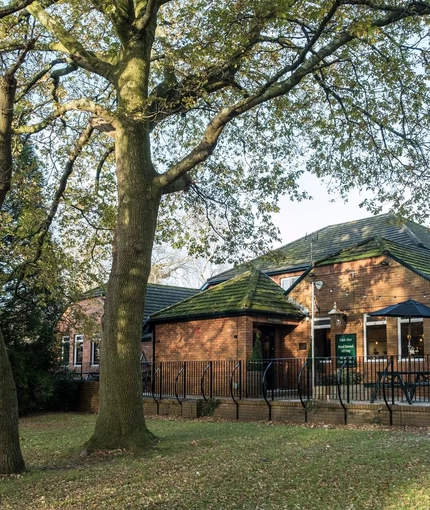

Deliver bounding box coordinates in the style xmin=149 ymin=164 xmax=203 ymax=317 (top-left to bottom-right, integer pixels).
xmin=61 ymin=337 xmax=70 ymax=365
xmin=280 ymin=276 xmax=299 ymax=290
xmin=367 ymin=324 xmax=387 ymax=358
xmin=74 ymin=335 xmax=83 ymax=366
xmin=400 ymin=321 xmax=424 ymax=357
xmin=91 ymin=342 xmax=100 ymax=365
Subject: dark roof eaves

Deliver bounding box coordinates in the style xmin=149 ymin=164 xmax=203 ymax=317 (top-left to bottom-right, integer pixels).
xmin=149 ymin=309 xmax=304 ymax=325
xmin=263 ymin=264 xmax=312 ymax=276
xmin=205 ymin=264 xmax=311 ymax=286
xmin=284 ymin=267 xmax=314 ymax=295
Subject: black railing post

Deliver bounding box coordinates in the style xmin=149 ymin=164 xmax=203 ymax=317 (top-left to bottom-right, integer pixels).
xmin=346 ymin=358 xmax=350 ymax=404
xmin=297 ymin=360 xmax=309 ymax=417
xmin=183 ymin=361 xmax=187 ymax=398
xmin=201 ymin=361 xmax=213 ymax=402
xmin=262 ymin=362 xmax=274 ymax=420
xmin=239 ymin=360 xmax=242 ymax=400
xmin=159 ymin=362 xmax=163 ymax=401
xmin=230 ymin=361 xmax=241 ymax=420
xmin=210 ymin=361 xmax=213 ymax=399
xmin=337 ymin=358 xmax=348 ymax=424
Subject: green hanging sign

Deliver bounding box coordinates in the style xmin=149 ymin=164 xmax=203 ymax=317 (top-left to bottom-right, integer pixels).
xmin=336 ymin=333 xmax=356 ymax=367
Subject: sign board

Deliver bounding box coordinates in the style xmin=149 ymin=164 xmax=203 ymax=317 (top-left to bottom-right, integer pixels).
xmin=335 ymin=333 xmax=356 ymax=367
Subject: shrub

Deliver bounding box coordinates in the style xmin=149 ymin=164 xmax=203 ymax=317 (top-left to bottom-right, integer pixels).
xmin=49 ymin=373 xmax=81 ymax=411
xmin=8 ymin=344 xmax=55 ymax=415
xmin=317 ymin=369 xmax=363 ymax=386
xmin=198 ymin=398 xmax=220 ymax=417
xmin=247 ymin=334 xmax=264 ymax=371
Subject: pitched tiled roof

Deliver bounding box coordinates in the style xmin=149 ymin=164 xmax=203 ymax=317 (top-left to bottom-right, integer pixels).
xmin=81 ymin=283 xmax=200 ymax=320
xmin=143 ymin=284 xmax=200 ymax=319
xmin=382 ymin=240 xmax=430 ymax=281
xmin=207 ymin=213 xmax=430 ymax=284
xmin=149 ymin=269 xmax=305 ymax=323
xmin=313 ymin=236 xmax=430 ymax=282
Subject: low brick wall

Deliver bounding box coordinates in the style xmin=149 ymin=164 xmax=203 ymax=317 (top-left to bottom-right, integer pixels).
xmin=76 ymin=381 xmax=430 ymax=427
xmin=75 ymin=381 xmax=100 ymax=413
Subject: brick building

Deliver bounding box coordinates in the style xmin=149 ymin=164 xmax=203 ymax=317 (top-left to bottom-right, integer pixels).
xmin=149 ymin=214 xmax=430 ymax=364
xmin=59 ymin=283 xmax=199 ymax=376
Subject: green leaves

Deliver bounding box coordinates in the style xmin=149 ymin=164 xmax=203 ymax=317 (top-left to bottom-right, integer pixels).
xmin=1 ymin=1 xmax=430 ymax=285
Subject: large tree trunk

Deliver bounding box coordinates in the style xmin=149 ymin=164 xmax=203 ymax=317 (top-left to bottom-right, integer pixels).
xmin=85 ymin=116 xmax=160 ymax=451
xmin=0 ymin=75 xmax=15 ymax=211
xmin=0 ymin=328 xmax=25 ymax=474
xmin=0 ymin=74 xmax=25 ymax=474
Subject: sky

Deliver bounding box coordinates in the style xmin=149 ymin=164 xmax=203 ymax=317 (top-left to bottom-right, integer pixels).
xmin=271 ymin=174 xmax=386 ymax=248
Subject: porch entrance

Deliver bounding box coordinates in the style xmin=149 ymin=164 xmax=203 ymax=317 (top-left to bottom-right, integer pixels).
xmin=253 ymin=324 xmax=276 ymax=390
xmin=259 ymin=325 xmax=275 ymax=359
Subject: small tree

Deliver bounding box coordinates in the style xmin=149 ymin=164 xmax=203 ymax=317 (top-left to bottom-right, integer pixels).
xmin=248 ymin=332 xmax=264 ymax=371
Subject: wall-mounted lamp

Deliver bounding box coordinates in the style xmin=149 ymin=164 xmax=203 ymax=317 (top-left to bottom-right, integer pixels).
xmin=380 ymin=260 xmax=390 ymax=266
xmin=329 ymin=302 xmax=347 ymax=329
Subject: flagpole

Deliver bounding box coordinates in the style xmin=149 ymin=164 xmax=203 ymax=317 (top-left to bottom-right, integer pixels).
xmin=311 ymin=279 xmax=315 ymax=399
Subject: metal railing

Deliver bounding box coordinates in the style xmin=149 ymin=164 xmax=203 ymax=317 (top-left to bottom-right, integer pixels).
xmin=143 ymin=355 xmax=430 ymax=406
xmin=68 ymin=355 xmax=430 ymax=407
xmin=56 ymin=362 xmax=99 ymax=380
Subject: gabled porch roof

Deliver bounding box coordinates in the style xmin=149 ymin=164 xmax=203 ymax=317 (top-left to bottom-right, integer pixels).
xmin=149 ymin=269 xmax=305 ymax=323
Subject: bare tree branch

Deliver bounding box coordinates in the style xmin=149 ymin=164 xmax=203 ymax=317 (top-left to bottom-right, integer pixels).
xmin=0 ymin=0 xmax=38 ymax=18
xmin=8 ymin=122 xmax=95 ymax=284
xmin=26 ymin=1 xmax=115 ymax=80
xmin=13 ymin=98 xmax=117 ymax=134
xmin=156 ymin=2 xmax=430 ymax=192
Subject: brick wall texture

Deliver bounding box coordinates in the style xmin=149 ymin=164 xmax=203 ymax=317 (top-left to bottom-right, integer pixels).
xmin=76 ymin=382 xmax=430 ymax=427
xmin=154 ymin=256 xmax=430 ymax=362
xmin=61 ymin=254 xmax=430 ymax=371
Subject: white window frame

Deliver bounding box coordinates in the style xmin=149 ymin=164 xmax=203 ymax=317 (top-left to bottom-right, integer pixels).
xmin=74 ymin=334 xmax=84 ymax=366
xmin=363 ymin=314 xmax=387 ymax=360
xmin=280 ymin=276 xmax=299 ymax=291
xmin=397 ymin=318 xmax=424 ymax=361
xmin=91 ymin=335 xmax=100 ymax=366
xmin=314 ymin=317 xmax=331 ymax=329
xmin=61 ymin=336 xmax=70 ymax=366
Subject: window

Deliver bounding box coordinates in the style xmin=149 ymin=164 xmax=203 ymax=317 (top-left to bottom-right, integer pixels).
xmin=280 ymin=276 xmax=299 ymax=291
xmin=74 ymin=334 xmax=83 ymax=366
xmin=314 ymin=317 xmax=331 ymax=358
xmin=398 ymin=319 xmax=424 ymax=358
xmin=91 ymin=340 xmax=100 ymax=366
xmin=61 ymin=336 xmax=70 ymax=366
xmin=364 ymin=315 xmax=387 ymax=359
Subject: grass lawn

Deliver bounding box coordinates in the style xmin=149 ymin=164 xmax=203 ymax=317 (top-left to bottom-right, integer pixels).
xmin=1 ymin=413 xmax=430 ymax=509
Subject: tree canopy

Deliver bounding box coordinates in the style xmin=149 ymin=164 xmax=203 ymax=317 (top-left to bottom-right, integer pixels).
xmin=1 ymin=0 xmax=430 ymax=458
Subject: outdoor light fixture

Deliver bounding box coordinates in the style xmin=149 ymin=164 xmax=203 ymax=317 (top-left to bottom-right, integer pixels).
xmin=329 ymin=302 xmax=347 ymax=329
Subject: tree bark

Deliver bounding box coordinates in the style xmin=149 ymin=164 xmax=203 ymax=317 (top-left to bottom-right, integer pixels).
xmin=85 ymin=116 xmax=160 ymax=451
xmin=0 ymin=74 xmax=15 ymax=209
xmin=0 ymin=74 xmax=25 ymax=474
xmin=0 ymin=326 xmax=25 ymax=474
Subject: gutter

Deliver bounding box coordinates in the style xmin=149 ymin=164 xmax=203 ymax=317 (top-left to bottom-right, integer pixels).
xmin=148 ymin=309 xmax=304 ymax=326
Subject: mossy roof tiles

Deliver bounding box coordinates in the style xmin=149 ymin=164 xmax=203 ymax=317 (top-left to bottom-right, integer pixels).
xmin=382 ymin=240 xmax=430 ymax=280
xmin=207 ymin=213 xmax=430 ymax=284
xmin=314 ymin=237 xmax=430 ymax=281
xmin=149 ymin=269 xmax=305 ymax=322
